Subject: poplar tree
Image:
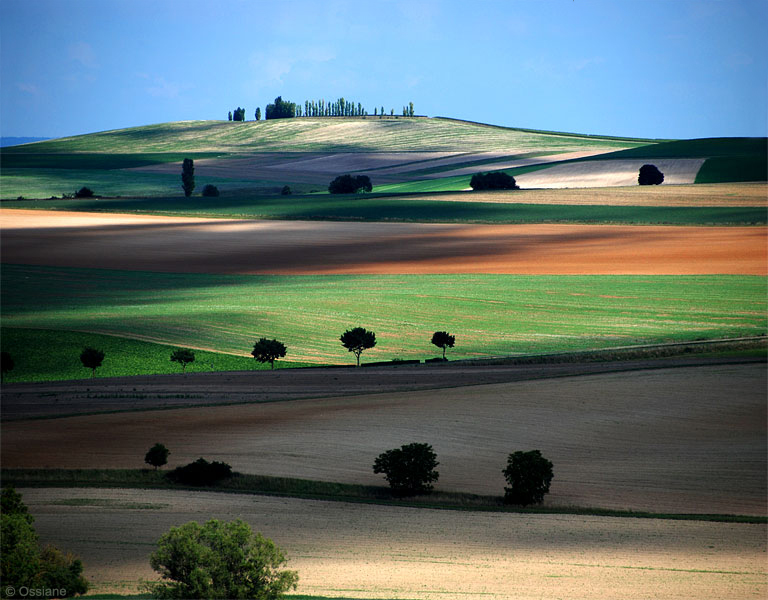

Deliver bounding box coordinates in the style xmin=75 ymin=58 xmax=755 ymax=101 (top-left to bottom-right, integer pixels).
xmin=181 ymin=158 xmax=195 ymax=197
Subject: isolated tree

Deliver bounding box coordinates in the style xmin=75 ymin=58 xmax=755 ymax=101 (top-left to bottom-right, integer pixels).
xmin=430 ymin=331 xmax=455 ymax=360
xmin=228 ymin=111 xmax=232 ymax=121
xmin=1 ymin=351 xmax=14 ymax=382
xmin=638 ymin=164 xmax=664 ymax=185
xmin=145 ymin=443 xmax=170 ymax=470
xmin=281 ymin=185 xmax=292 ymax=195
xmin=340 ymin=327 xmax=376 ymax=366
xmin=373 ymin=442 xmax=439 ymax=496
xmin=470 ymin=171 xmax=519 ymax=190
xmin=502 ymin=450 xmax=554 ymax=506
xmin=79 ymin=347 xmax=105 ymax=377
xmin=251 ymin=338 xmax=287 ymax=370
xmin=1 ymin=487 xmax=89 ymax=598
xmin=328 ymin=174 xmax=372 ymax=194
xmin=255 ymin=107 xmax=261 ymax=121
xmin=74 ymin=186 xmax=94 ymax=198
xmin=146 ymin=519 xmax=298 ymax=600
xmin=181 ymin=158 xmax=195 ymax=197
xmin=201 ymin=184 xmax=219 ymax=197
xmin=170 ymin=348 xmax=195 ymax=372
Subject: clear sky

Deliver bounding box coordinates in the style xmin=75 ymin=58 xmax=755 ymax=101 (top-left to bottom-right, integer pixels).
xmin=1 ymin=0 xmax=766 ymax=140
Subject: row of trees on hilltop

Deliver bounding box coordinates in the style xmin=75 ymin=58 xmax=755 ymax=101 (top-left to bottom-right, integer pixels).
xmin=226 ymin=97 xmax=416 ymax=121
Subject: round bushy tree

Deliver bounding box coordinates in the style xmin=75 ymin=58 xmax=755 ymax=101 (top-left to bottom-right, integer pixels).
xmin=251 ymin=338 xmax=287 ymax=369
xmin=328 ymin=174 xmax=372 ymax=194
xmin=430 ymin=331 xmax=455 ymax=360
xmin=502 ymin=450 xmax=554 ymax=506
xmin=1 ymin=350 xmax=14 ymax=382
xmin=638 ymin=164 xmax=664 ymax=185
xmin=170 ymin=348 xmax=195 ymax=372
xmin=201 ymin=184 xmax=219 ymax=197
xmin=373 ymin=442 xmax=439 ymax=496
xmin=74 ymin=186 xmax=95 ymax=198
xmin=470 ymin=171 xmax=519 ymax=190
xmin=147 ymin=519 xmax=298 ymax=599
xmin=340 ymin=327 xmax=376 ymax=366
xmin=145 ymin=443 xmax=170 ymax=470
xmin=79 ymin=347 xmax=105 ymax=377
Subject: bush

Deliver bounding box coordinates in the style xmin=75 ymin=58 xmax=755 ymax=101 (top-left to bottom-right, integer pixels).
xmin=373 ymin=442 xmax=439 ymax=496
xmin=74 ymin=186 xmax=94 ymax=198
xmin=470 ymin=171 xmax=519 ymax=190
xmin=146 ymin=519 xmax=298 ymax=599
xmin=328 ymin=174 xmax=372 ymax=194
xmin=166 ymin=458 xmax=232 ymax=486
xmin=201 ymin=184 xmax=219 ymax=197
xmin=502 ymin=450 xmax=554 ymax=506
xmin=638 ymin=164 xmax=664 ymax=185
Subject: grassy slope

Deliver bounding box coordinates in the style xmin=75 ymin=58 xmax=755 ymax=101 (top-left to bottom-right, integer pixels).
xmin=2 ymin=194 xmax=764 ymax=225
xmin=2 ymin=265 xmax=765 ymax=369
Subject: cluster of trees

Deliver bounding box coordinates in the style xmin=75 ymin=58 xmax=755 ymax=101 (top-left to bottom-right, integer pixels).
xmin=372 ymin=443 xmax=554 ymax=505
xmin=470 ymin=171 xmax=519 ymax=191
xmin=226 ymin=97 xmax=416 ymax=121
xmin=328 ymin=174 xmax=372 ymax=194
xmin=2 ymin=487 xmax=89 ymax=598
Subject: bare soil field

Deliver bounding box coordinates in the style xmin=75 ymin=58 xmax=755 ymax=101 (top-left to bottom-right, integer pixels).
xmin=515 ymin=158 xmax=707 ymax=188
xmin=4 ymin=364 xmax=765 ymax=515
xmin=21 ymin=487 xmax=768 ymax=599
xmin=2 ymin=210 xmax=765 ymax=274
xmin=435 ymin=183 xmax=768 ymax=206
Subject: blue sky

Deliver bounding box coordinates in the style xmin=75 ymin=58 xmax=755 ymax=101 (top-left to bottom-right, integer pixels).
xmin=1 ymin=0 xmax=766 ymax=140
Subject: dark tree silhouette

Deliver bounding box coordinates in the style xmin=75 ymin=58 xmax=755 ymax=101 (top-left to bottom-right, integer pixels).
xmin=145 ymin=443 xmax=170 ymax=470
xmin=502 ymin=450 xmax=554 ymax=506
xmin=166 ymin=458 xmax=233 ymax=487
xmin=74 ymin=186 xmax=95 ymax=198
xmin=79 ymin=347 xmax=105 ymax=377
xmin=1 ymin=351 xmax=14 ymax=382
xmin=281 ymin=185 xmax=292 ymax=195
xmin=328 ymin=174 xmax=372 ymax=194
xmin=170 ymin=348 xmax=195 ymax=372
xmin=430 ymin=331 xmax=455 ymax=360
xmin=373 ymin=442 xmax=439 ymax=496
xmin=201 ymin=184 xmax=219 ymax=197
xmin=255 ymin=107 xmax=261 ymax=121
xmin=470 ymin=171 xmax=519 ymax=190
xmin=638 ymin=164 xmax=664 ymax=185
xmin=251 ymin=338 xmax=287 ymax=369
xmin=340 ymin=327 xmax=376 ymax=366
xmin=228 ymin=111 xmax=232 ymax=121
xmin=181 ymin=158 xmax=195 ymax=197
xmin=265 ymin=96 xmax=296 ymax=119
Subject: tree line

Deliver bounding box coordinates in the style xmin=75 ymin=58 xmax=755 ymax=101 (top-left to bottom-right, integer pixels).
xmin=227 ymin=97 xmax=416 ymax=121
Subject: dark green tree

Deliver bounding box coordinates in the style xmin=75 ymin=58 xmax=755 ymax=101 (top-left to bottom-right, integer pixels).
xmin=79 ymin=347 xmax=105 ymax=377
xmin=181 ymin=158 xmax=195 ymax=197
xmin=145 ymin=443 xmax=170 ymax=470
xmin=340 ymin=327 xmax=376 ymax=366
xmin=409 ymin=102 xmax=414 ymax=117
xmin=170 ymin=348 xmax=195 ymax=372
xmin=502 ymin=450 xmax=554 ymax=506
xmin=251 ymin=338 xmax=287 ymax=369
xmin=228 ymin=111 xmax=232 ymax=121
xmin=373 ymin=442 xmax=439 ymax=496
xmin=166 ymin=458 xmax=233 ymax=487
xmin=266 ymin=96 xmax=296 ymax=119
xmin=74 ymin=186 xmax=94 ymax=198
xmin=281 ymin=185 xmax=292 ymax=195
xmin=255 ymin=107 xmax=261 ymax=121
xmin=470 ymin=171 xmax=519 ymax=190
xmin=328 ymin=174 xmax=372 ymax=194
xmin=146 ymin=519 xmax=298 ymax=599
xmin=638 ymin=164 xmax=664 ymax=185
xmin=201 ymin=184 xmax=219 ymax=197
xmin=1 ymin=351 xmax=14 ymax=382
xmin=430 ymin=331 xmax=455 ymax=360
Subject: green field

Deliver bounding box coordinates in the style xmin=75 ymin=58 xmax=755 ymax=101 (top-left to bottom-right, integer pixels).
xmin=2 ymin=265 xmax=765 ymax=379
xmin=2 ymin=194 xmax=764 ymax=225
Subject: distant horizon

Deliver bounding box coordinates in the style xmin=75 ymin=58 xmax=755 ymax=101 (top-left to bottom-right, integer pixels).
xmin=2 ymin=0 xmax=766 ymax=140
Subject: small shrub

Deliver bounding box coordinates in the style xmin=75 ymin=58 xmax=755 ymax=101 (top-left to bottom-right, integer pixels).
xmin=201 ymin=184 xmax=219 ymax=197
xmin=166 ymin=458 xmax=232 ymax=486
xmin=74 ymin=187 xmax=95 ymax=198
xmin=502 ymin=450 xmax=554 ymax=506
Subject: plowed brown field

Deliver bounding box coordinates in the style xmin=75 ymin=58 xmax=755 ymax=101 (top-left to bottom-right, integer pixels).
xmin=1 ymin=210 xmax=765 ymax=274
xmin=21 ymin=487 xmax=768 ymax=599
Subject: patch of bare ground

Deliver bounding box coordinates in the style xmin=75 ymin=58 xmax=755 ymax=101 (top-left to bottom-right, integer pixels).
xmin=4 ymin=364 xmax=765 ymax=515
xmin=434 ymin=183 xmax=768 ymax=206
xmin=21 ymin=487 xmax=768 ymax=599
xmin=2 ymin=210 xmax=765 ymax=274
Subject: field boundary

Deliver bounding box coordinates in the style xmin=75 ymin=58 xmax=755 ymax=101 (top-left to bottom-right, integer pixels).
xmin=4 ymin=469 xmax=764 ymax=523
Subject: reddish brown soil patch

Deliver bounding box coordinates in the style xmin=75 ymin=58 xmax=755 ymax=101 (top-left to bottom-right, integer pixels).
xmin=2 ymin=210 xmax=765 ymax=274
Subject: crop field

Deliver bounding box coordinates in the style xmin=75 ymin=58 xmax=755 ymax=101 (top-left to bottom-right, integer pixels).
xmin=2 ymin=262 xmax=765 ymax=370
xmin=17 ymin=487 xmax=768 ymax=599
